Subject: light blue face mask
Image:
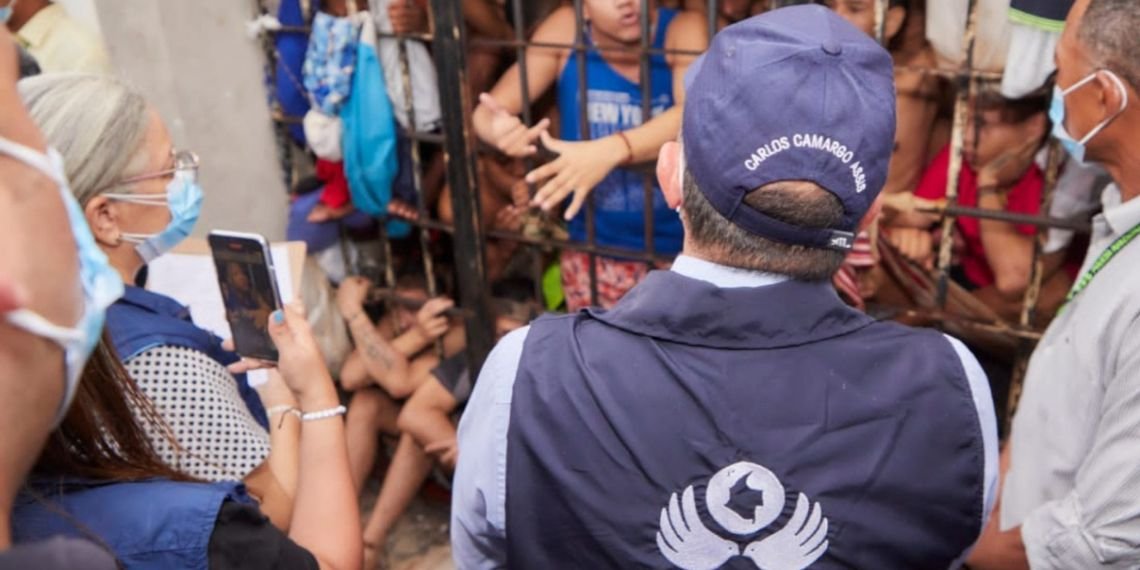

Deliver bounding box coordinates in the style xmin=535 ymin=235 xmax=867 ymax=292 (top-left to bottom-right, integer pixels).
xmin=0 ymin=136 xmax=125 ymax=426
xmin=0 ymin=0 xmax=18 ymax=24
xmin=103 ymin=159 xmax=203 ymax=264
xmin=1050 ymin=70 xmax=1130 ymax=164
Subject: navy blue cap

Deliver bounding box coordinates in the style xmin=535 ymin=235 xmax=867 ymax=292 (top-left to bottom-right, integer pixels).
xmin=682 ymin=5 xmax=897 ymax=251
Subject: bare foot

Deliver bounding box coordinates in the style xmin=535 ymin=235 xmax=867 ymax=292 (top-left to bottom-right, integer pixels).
xmin=307 ymin=202 xmax=356 ymax=223
xmin=387 ymin=199 xmax=419 ymax=221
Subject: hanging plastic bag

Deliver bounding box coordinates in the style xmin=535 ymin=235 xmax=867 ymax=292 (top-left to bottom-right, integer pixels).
xmin=926 ymin=0 xmax=1012 ymax=73
xmin=340 ymin=13 xmax=411 ymax=238
xmin=372 ymin=0 xmax=442 ymax=132
xmin=302 ymin=109 xmax=344 ymax=161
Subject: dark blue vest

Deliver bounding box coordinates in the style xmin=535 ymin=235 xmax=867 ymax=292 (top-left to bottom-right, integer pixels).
xmin=13 ymin=479 xmax=248 ymax=570
xmin=106 ymin=286 xmax=269 ymax=430
xmin=505 ymin=270 xmax=986 ymax=569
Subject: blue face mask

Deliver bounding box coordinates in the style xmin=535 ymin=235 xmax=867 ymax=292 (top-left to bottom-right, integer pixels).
xmin=0 ymin=0 xmax=18 ymax=24
xmin=1050 ymin=70 xmax=1130 ymax=164
xmin=0 ymin=137 xmax=125 ymax=426
xmin=104 ymin=171 xmax=203 ymax=264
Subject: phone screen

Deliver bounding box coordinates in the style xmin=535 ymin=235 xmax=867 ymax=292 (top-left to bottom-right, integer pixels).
xmin=209 ymin=233 xmax=282 ymax=362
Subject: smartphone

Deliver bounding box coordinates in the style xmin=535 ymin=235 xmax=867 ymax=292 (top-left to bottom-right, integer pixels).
xmin=208 ymin=231 xmax=283 ymax=362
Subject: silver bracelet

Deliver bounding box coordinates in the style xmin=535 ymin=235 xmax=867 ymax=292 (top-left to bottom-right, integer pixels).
xmin=300 ymin=405 xmax=348 ymax=422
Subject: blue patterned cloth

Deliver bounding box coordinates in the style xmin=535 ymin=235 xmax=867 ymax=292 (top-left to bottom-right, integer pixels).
xmin=302 ymin=12 xmax=358 ymax=116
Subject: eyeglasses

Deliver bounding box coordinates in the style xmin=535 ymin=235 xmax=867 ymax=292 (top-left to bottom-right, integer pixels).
xmin=99 ymin=150 xmax=199 ymax=193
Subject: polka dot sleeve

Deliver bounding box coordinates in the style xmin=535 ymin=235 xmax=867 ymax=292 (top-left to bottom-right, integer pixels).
xmin=126 ymin=346 xmax=271 ymax=482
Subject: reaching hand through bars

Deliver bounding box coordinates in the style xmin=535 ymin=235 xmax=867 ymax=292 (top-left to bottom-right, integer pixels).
xmin=527 ymin=130 xmax=631 ymax=220
xmin=477 ymin=92 xmax=551 ymax=158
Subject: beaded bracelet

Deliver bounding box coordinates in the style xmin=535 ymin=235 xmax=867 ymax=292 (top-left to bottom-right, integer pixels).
xmin=301 ymin=405 xmax=348 ymax=423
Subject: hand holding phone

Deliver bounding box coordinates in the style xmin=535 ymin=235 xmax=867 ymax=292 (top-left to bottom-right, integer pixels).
xmin=209 ymin=231 xmax=283 ymax=362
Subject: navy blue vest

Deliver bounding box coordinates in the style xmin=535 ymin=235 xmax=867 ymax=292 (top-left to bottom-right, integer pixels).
xmin=106 ymin=286 xmax=269 ymax=429
xmin=505 ymin=271 xmax=986 ymax=569
xmin=13 ymin=479 xmax=248 ymax=569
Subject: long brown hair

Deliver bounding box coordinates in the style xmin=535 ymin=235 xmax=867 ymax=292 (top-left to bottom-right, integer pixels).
xmin=32 ymin=334 xmax=196 ymax=483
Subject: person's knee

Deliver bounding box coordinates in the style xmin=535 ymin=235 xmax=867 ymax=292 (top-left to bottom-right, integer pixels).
xmin=395 ymin=401 xmax=423 ymax=436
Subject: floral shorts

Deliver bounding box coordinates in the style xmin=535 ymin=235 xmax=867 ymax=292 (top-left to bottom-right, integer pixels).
xmin=560 ymin=250 xmax=663 ymax=312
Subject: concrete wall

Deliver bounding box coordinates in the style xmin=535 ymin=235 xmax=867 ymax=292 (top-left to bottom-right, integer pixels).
xmin=88 ymin=0 xmax=288 ymax=239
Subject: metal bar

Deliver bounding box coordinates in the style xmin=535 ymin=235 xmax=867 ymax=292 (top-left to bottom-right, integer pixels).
xmin=1005 ymin=141 xmax=1064 ymax=432
xmin=895 ymin=65 xmax=1004 ymax=81
xmin=377 ymin=218 xmax=402 ymax=335
xmin=934 ymin=0 xmax=980 ymax=308
xmin=707 ymin=0 xmax=718 ymax=42
xmin=369 ymin=289 xmax=476 ymax=319
xmin=430 ymin=0 xmax=496 ymax=372
xmin=511 ymin=0 xmax=547 ymax=306
xmin=512 ymin=0 xmax=533 ymax=127
xmin=469 ymin=36 xmax=702 ymax=56
xmin=252 ymin=0 xmax=295 ymax=192
xmin=639 ymin=0 xmax=655 ymax=270
xmin=887 ymin=310 xmax=1044 ymax=342
xmin=874 ymin=0 xmax=887 ymax=44
xmin=917 ymin=205 xmax=1091 ymax=233
xmin=390 ymin=2 xmax=445 ymax=357
xmin=573 ymin=0 xmax=599 ymax=307
xmin=387 ymin=213 xmax=681 ymax=264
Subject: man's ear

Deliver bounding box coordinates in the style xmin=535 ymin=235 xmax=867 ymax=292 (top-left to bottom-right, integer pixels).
xmin=84 ymin=196 xmax=121 ymax=247
xmin=884 ymin=6 xmax=906 ymax=44
xmin=857 ymin=194 xmax=884 ymax=234
xmin=657 ymin=141 xmax=684 ymax=210
xmin=1097 ymin=70 xmax=1129 ymax=121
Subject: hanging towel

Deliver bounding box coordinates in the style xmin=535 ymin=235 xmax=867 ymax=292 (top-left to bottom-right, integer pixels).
xmin=372 ymin=0 xmax=442 ymax=132
xmin=1010 ymin=0 xmax=1072 ymax=32
xmin=341 ymin=13 xmax=410 ymax=238
xmin=303 ymin=12 xmax=359 ymax=116
xmin=1001 ymin=0 xmax=1072 ymax=98
xmin=926 ymin=0 xmax=1012 ymax=73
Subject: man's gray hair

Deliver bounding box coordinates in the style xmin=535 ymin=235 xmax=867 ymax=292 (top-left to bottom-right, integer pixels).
xmin=1080 ymin=0 xmax=1140 ymax=90
xmin=681 ymin=167 xmax=847 ymax=281
xmin=18 ymin=74 xmax=150 ymax=205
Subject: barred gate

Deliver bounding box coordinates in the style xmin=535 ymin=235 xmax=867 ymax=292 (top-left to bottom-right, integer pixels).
xmin=255 ymin=0 xmax=1087 ymax=430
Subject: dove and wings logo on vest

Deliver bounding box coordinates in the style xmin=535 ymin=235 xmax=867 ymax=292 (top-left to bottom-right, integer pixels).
xmin=656 ymin=461 xmax=829 ymax=570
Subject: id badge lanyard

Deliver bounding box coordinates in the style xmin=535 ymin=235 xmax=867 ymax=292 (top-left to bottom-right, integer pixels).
xmin=1059 ymin=223 xmax=1140 ymax=314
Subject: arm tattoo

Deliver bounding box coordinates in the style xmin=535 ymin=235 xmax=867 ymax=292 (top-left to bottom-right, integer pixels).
xmin=351 ymin=318 xmax=395 ymax=372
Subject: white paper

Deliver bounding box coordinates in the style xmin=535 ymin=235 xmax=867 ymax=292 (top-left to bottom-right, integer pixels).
xmin=146 ymin=245 xmax=294 ymax=387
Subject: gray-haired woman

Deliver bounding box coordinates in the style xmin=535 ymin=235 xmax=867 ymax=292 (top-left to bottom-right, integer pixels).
xmin=15 ymin=73 xmax=361 ymax=568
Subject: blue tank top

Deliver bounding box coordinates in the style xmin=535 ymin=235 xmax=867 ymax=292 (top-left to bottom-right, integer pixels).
xmin=557 ymin=8 xmax=682 ymax=256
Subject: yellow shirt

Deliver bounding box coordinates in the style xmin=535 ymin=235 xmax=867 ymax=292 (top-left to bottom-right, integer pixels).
xmin=16 ymin=4 xmax=111 ymax=74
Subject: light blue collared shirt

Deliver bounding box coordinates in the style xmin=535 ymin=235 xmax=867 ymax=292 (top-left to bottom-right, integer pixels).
xmin=450 ymin=255 xmax=998 ymax=569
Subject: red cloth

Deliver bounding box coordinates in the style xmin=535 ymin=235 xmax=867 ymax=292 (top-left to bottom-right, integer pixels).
xmin=315 ymin=159 xmax=351 ymax=209
xmin=914 ymin=146 xmax=1043 ymax=289
xmin=835 ymin=230 xmax=876 ymax=310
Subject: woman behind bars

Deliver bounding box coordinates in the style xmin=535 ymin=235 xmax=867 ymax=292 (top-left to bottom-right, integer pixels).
xmin=472 ymin=0 xmax=708 ymax=311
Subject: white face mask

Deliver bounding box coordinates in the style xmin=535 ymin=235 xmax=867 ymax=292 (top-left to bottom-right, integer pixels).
xmin=0 ymin=137 xmax=125 ymax=426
